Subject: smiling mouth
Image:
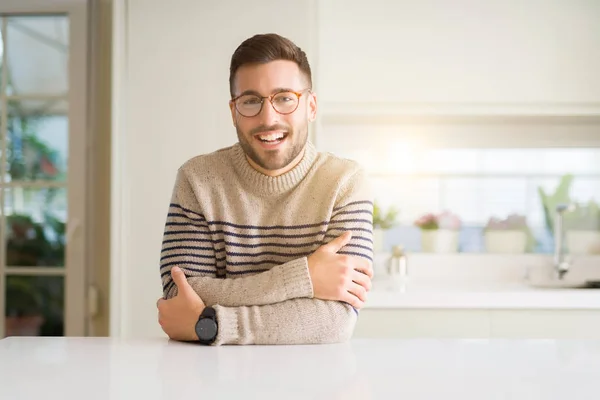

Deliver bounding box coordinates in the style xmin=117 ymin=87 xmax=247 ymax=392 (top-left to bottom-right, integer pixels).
xmin=254 ymin=131 xmax=288 ymax=146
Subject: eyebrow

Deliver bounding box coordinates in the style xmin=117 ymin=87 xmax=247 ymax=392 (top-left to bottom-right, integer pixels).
xmin=237 ymin=87 xmax=297 ymax=97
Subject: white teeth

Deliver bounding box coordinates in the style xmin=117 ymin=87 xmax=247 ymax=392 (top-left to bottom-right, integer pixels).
xmin=258 ymin=132 xmax=285 ymax=141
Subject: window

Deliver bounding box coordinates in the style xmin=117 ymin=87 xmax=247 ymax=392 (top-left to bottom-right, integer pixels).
xmin=317 ymin=117 xmax=600 ymax=256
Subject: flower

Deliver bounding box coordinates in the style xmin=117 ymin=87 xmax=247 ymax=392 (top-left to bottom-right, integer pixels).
xmin=485 ymin=214 xmax=528 ymax=231
xmin=437 ymin=211 xmax=462 ymax=230
xmin=414 ymin=211 xmax=461 ymax=230
xmin=414 ymin=213 xmax=438 ymax=230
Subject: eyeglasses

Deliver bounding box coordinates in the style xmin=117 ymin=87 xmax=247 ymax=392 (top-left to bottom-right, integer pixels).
xmin=231 ymin=89 xmax=311 ymax=118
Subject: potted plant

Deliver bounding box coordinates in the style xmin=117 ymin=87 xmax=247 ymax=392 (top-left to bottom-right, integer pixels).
xmin=563 ymin=200 xmax=600 ymax=254
xmin=538 ymin=174 xmax=574 ymax=235
xmin=372 ymin=201 xmax=399 ymax=253
xmin=4 ymin=212 xmax=66 ymax=337
xmin=5 ymin=276 xmax=45 ymax=336
xmin=414 ymin=211 xmax=461 ymax=253
xmin=539 ymin=174 xmax=600 ymax=254
xmin=483 ymin=214 xmax=532 ymax=254
xmin=6 ymin=212 xmax=65 ymax=266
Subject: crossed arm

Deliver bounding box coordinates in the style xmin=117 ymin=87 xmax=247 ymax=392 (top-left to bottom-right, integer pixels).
xmin=157 ymin=168 xmax=374 ymax=345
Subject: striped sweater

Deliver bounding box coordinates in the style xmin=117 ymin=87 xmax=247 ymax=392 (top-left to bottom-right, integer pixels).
xmin=160 ymin=140 xmax=374 ymax=345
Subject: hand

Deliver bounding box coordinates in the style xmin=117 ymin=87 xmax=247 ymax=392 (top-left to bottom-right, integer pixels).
xmin=307 ymin=231 xmax=374 ymax=309
xmin=157 ymin=267 xmax=205 ymax=341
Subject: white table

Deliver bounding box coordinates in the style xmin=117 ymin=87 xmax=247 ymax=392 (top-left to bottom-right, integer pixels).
xmin=1 ymin=337 xmax=599 ymax=399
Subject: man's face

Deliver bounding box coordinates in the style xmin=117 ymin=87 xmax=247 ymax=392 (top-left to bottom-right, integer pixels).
xmin=230 ymin=60 xmax=317 ymax=172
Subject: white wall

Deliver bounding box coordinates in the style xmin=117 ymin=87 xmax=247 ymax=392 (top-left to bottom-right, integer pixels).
xmin=111 ymin=0 xmax=317 ymax=338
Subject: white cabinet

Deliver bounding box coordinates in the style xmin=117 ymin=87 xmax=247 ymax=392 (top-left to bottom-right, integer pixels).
xmin=354 ymin=309 xmax=600 ymax=339
xmin=353 ymin=309 xmax=491 ymax=338
xmin=490 ymin=310 xmax=600 ymax=339
xmin=317 ymin=0 xmax=600 ymax=112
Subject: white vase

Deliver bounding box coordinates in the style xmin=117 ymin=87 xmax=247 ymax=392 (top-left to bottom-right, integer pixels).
xmin=566 ymin=230 xmax=600 ymax=254
xmin=373 ymin=228 xmax=385 ymax=253
xmin=421 ymin=229 xmax=459 ymax=253
xmin=484 ymin=230 xmax=527 ymax=254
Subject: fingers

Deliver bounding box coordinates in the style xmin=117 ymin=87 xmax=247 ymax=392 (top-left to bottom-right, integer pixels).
xmin=342 ymin=289 xmax=365 ymax=310
xmin=352 ymin=269 xmax=372 ymax=292
xmin=157 ymin=298 xmax=165 ymax=327
xmin=170 ymin=267 xmax=191 ymax=293
xmin=321 ymin=231 xmax=352 ymax=253
xmin=351 ymin=258 xmax=373 ymax=279
xmin=348 ymin=282 xmax=368 ymax=303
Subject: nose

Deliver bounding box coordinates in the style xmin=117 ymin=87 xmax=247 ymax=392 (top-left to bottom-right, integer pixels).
xmin=257 ymin=99 xmax=279 ymax=126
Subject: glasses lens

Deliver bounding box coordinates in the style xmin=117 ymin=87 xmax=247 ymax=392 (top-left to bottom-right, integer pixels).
xmin=236 ymin=95 xmax=262 ymax=116
xmin=272 ymin=92 xmax=299 ymax=114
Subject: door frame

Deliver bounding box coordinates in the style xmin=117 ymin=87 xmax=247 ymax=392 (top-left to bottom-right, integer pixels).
xmin=0 ymin=0 xmax=88 ymax=337
xmin=110 ymin=0 xmax=126 ymax=338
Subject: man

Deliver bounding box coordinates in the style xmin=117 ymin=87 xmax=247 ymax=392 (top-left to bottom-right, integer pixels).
xmin=157 ymin=33 xmax=374 ymax=346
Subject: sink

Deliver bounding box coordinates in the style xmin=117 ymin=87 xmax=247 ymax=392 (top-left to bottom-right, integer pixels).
xmin=527 ymin=203 xmax=600 ymax=289
xmin=526 ymin=258 xmax=600 ymax=289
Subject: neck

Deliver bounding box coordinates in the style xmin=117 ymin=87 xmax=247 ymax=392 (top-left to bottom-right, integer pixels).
xmin=246 ymin=147 xmax=306 ymax=177
xmin=231 ymin=140 xmax=317 ymax=195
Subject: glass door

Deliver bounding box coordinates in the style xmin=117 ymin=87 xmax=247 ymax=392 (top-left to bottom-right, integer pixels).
xmin=0 ymin=1 xmax=88 ymax=337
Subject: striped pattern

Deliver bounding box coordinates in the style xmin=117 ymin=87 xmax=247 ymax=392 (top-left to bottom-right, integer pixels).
xmin=160 ymin=200 xmax=373 ymax=298
xmin=157 ymin=140 xmax=375 ymax=345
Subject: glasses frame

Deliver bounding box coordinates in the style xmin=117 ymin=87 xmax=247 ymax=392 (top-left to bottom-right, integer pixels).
xmin=230 ymin=88 xmax=312 ymax=118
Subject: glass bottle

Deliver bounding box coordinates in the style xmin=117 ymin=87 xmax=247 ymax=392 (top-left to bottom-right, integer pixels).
xmin=387 ymin=245 xmax=409 ymax=292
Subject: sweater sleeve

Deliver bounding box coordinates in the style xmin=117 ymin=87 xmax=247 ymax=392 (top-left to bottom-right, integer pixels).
xmin=160 ymin=168 xmax=313 ymax=306
xmin=213 ymin=299 xmax=357 ymax=345
xmin=212 ymin=166 xmax=374 ymax=345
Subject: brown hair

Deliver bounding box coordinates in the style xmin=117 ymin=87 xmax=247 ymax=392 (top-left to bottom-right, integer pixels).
xmin=229 ymin=33 xmax=312 ymax=97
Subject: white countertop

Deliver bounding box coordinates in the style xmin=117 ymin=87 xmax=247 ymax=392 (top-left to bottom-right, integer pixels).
xmin=1 ymin=337 xmax=599 ymax=399
xmin=365 ymin=280 xmax=600 ymax=310
xmin=364 ymin=253 xmax=600 ymax=310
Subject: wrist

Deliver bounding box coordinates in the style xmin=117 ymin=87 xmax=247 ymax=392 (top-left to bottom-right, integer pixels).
xmin=194 ymin=306 xmax=218 ymax=345
xmin=211 ymin=305 xmax=239 ymax=345
xmin=282 ymin=257 xmax=313 ymax=299
xmin=307 ymin=255 xmax=316 ymax=280
xmin=191 ymin=305 xmax=204 ymax=341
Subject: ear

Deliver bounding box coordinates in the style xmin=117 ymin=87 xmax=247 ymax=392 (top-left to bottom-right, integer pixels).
xmin=229 ymin=100 xmax=237 ymax=127
xmin=307 ymin=91 xmax=317 ymax=122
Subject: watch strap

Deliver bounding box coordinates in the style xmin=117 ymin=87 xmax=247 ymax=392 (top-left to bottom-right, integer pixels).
xmin=200 ymin=306 xmax=217 ymax=320
xmin=196 ymin=306 xmax=218 ymax=345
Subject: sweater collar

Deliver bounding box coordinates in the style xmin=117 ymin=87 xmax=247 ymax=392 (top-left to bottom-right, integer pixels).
xmin=231 ymin=140 xmax=318 ymax=195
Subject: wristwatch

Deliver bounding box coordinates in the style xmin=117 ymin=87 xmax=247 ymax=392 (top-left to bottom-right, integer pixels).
xmin=195 ymin=306 xmax=218 ymax=345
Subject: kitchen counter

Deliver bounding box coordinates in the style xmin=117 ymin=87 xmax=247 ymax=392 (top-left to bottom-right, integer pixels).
xmin=1 ymin=337 xmax=599 ymax=399
xmin=367 ymin=253 xmax=600 ymax=310
xmin=366 ymin=280 xmax=600 ymax=309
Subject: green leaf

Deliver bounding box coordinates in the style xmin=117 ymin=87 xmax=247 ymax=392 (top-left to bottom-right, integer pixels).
xmin=373 ymin=200 xmax=399 ymax=229
xmin=538 ymin=174 xmax=574 ymax=234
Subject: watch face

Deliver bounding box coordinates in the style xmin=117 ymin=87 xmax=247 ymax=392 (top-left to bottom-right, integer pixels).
xmin=196 ymin=318 xmax=217 ymax=341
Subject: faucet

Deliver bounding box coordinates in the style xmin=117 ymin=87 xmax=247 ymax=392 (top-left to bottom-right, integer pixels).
xmin=554 ymin=203 xmax=576 ymax=279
